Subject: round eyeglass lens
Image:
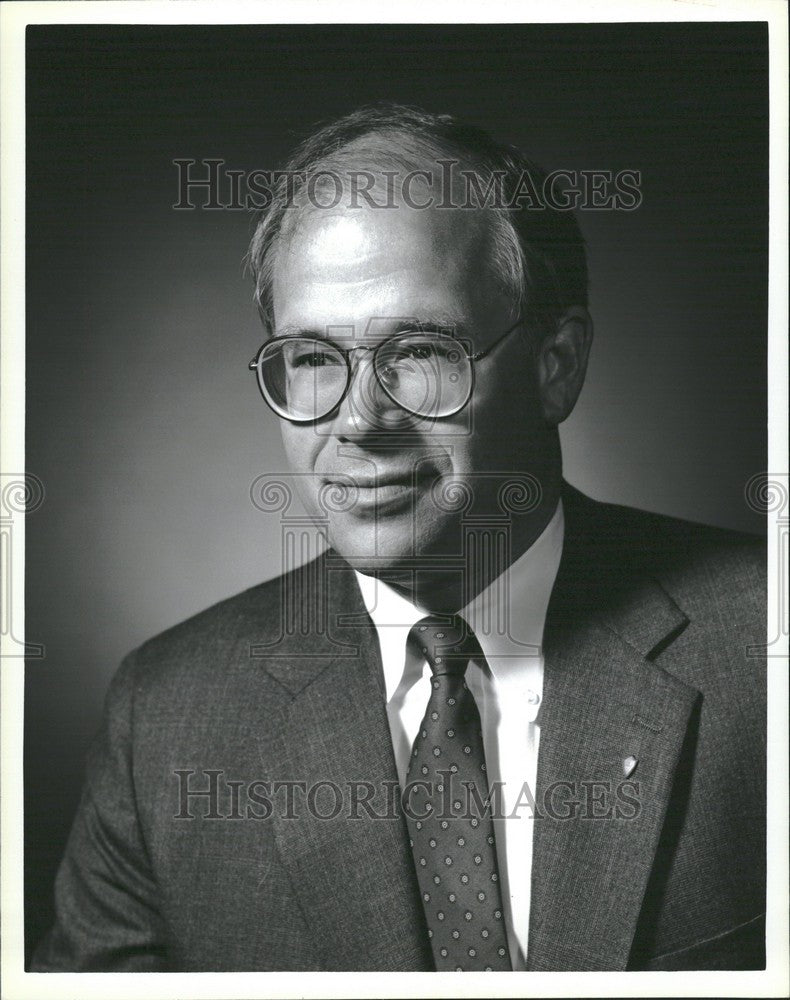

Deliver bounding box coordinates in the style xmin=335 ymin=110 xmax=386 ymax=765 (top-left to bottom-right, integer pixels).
xmin=258 ymin=337 xmax=349 ymax=421
xmin=374 ymin=333 xmax=472 ymax=418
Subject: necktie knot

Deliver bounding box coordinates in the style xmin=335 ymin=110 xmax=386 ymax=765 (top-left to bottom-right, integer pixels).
xmin=408 ymin=614 xmax=480 ymax=677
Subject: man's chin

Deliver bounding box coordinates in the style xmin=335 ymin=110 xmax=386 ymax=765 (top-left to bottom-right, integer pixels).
xmin=325 ymin=519 xmax=433 ymax=574
xmin=328 ymin=541 xmax=418 ymax=576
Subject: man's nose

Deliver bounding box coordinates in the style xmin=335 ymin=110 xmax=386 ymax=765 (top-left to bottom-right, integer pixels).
xmin=332 ymin=348 xmax=414 ymax=436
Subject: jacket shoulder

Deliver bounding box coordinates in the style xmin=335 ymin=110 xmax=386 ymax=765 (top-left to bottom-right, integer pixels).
xmin=124 ymin=557 xmax=325 ymax=691
xmin=565 ymin=487 xmax=765 ymax=614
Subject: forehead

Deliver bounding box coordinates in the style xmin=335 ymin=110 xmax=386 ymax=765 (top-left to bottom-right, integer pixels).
xmin=272 ymin=201 xmax=498 ymax=330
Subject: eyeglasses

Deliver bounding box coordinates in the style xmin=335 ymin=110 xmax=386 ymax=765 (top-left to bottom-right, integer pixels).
xmin=248 ymin=317 xmax=523 ymax=423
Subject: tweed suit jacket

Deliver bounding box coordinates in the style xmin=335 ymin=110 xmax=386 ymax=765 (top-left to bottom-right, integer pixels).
xmin=32 ymin=484 xmax=766 ymax=971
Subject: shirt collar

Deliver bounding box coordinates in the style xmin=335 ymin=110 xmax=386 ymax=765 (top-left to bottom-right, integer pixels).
xmin=355 ymin=500 xmax=564 ymax=702
xmin=461 ymin=499 xmax=564 ymax=672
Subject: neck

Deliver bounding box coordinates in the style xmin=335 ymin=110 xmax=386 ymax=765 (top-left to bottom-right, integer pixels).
xmin=375 ymin=479 xmax=562 ymax=614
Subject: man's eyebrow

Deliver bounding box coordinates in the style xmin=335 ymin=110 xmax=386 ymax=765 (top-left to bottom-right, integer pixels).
xmin=271 ymin=317 xmax=471 ymax=340
xmin=392 ymin=317 xmax=470 ymax=336
xmin=271 ymin=325 xmax=335 ymax=340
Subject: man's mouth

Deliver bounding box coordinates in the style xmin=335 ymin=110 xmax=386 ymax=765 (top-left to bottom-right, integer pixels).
xmin=321 ymin=469 xmax=434 ymax=512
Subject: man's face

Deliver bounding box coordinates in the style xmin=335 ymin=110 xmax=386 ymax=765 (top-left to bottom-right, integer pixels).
xmin=271 ymin=198 xmax=554 ymax=574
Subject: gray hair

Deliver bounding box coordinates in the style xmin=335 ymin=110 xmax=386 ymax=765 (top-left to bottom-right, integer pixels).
xmin=247 ymin=103 xmax=588 ymax=338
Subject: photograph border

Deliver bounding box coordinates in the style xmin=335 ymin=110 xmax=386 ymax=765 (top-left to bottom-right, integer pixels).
xmin=2 ymin=2 xmax=787 ymax=998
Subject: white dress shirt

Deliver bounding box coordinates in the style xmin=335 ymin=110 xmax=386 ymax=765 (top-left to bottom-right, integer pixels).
xmin=354 ymin=500 xmax=564 ymax=970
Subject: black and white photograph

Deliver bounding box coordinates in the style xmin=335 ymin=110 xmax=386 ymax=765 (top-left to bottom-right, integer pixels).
xmin=2 ymin=2 xmax=787 ymax=997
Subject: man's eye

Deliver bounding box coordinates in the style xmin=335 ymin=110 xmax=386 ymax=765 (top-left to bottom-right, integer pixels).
xmin=407 ymin=344 xmax=436 ymax=361
xmin=388 ymin=342 xmax=442 ymax=363
xmin=292 ymin=351 xmax=341 ymax=368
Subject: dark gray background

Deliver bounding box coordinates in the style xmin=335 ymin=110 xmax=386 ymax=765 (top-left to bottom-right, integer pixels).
xmin=24 ymin=22 xmax=768 ymax=959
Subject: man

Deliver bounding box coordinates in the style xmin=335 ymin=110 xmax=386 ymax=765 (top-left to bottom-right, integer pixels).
xmin=32 ymin=104 xmax=765 ymax=972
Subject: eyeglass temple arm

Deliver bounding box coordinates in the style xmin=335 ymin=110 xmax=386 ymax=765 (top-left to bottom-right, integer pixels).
xmin=468 ymin=316 xmax=524 ymax=362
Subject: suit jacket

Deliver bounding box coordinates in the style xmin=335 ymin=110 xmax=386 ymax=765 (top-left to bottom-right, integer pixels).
xmin=32 ymin=484 xmax=766 ymax=971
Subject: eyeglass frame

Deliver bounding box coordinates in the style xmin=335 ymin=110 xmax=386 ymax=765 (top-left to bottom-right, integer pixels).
xmin=247 ymin=315 xmax=525 ymax=424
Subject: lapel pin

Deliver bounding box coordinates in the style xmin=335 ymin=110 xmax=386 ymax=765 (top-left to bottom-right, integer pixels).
xmin=623 ymin=756 xmax=638 ymax=777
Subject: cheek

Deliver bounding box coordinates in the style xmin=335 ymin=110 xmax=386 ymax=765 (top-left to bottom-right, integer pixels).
xmin=280 ymin=426 xmax=325 ymax=519
xmin=448 ymin=389 xmax=542 ymax=484
xmin=280 ymin=425 xmax=318 ymax=473
xmin=463 ymin=390 xmax=520 ymax=455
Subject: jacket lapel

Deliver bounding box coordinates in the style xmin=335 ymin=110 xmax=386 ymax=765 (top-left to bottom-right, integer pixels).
xmin=256 ymin=555 xmax=432 ymax=971
xmin=526 ymin=487 xmax=700 ymax=970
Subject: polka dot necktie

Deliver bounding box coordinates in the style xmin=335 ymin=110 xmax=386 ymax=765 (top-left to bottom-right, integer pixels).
xmin=404 ymin=614 xmax=511 ymax=971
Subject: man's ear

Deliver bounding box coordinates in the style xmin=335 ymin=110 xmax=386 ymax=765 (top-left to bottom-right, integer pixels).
xmin=535 ymin=306 xmax=594 ymax=425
